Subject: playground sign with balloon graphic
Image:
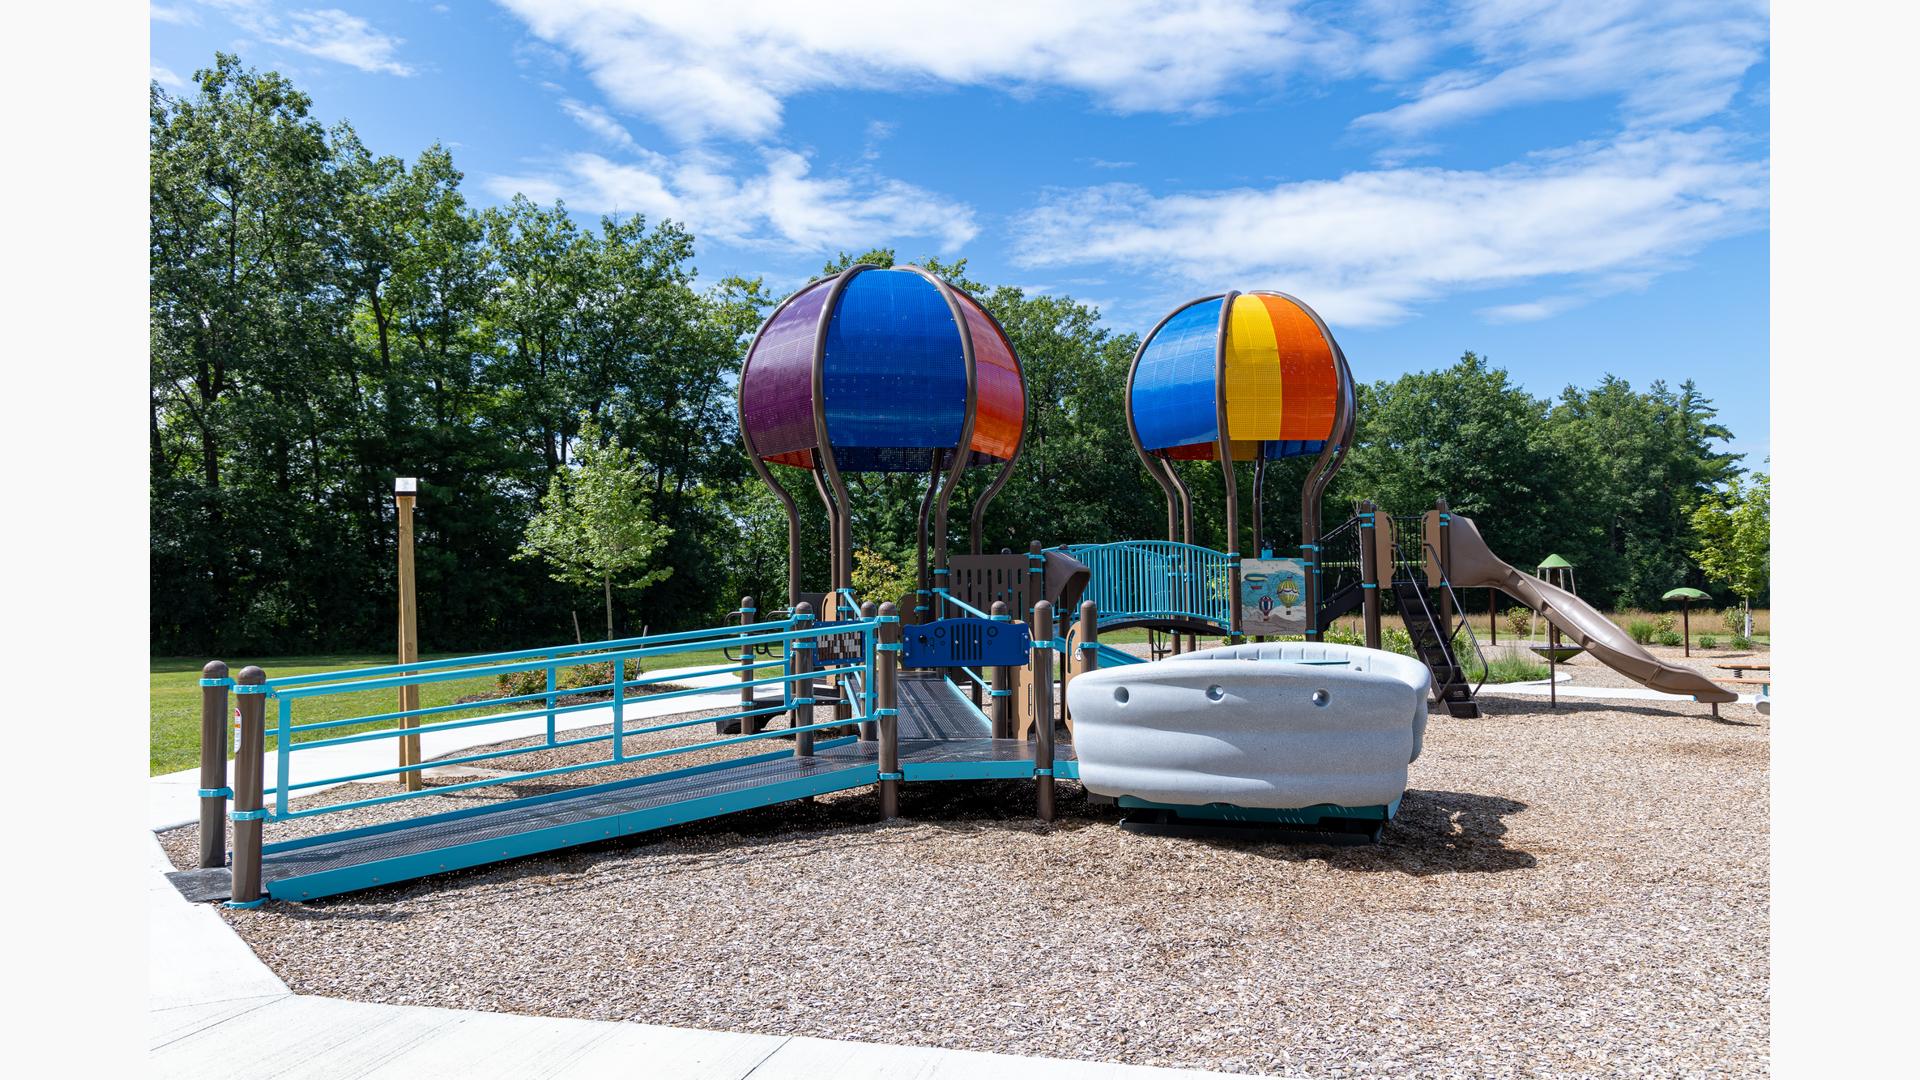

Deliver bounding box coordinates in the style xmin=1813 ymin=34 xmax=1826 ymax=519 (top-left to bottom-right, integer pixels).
xmin=1240 ymin=558 xmax=1308 ymax=635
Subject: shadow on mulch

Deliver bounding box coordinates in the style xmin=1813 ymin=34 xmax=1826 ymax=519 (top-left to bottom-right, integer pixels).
xmin=256 ymin=778 xmax=1533 ymax=915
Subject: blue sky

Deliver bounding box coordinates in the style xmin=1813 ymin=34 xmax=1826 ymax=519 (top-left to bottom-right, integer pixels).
xmin=152 ymin=1 xmax=1770 ymax=463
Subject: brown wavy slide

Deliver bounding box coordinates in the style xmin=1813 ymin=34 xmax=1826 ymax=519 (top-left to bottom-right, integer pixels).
xmin=1445 ymin=514 xmax=1737 ymax=704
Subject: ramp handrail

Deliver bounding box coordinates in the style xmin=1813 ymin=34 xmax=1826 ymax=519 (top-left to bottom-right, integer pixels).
xmin=207 ymin=613 xmax=882 ymax=896
xmin=1049 ymin=541 xmax=1231 ymax=630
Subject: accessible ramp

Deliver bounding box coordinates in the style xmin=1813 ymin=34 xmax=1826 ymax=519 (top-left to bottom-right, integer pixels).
xmin=1443 ymin=514 xmax=1736 ymax=704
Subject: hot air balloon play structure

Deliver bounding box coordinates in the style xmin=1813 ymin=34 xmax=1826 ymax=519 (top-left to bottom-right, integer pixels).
xmin=194 ymin=269 xmax=1745 ymax=906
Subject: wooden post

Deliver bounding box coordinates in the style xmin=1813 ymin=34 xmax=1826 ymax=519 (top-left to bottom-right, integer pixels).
xmin=229 ymin=666 xmax=267 ymax=907
xmin=198 ymin=661 xmax=230 ymax=869
xmin=1069 ymin=600 xmax=1097 ymax=733
xmin=877 ymin=602 xmax=901 ymax=820
xmin=860 ymin=600 xmax=879 ymax=740
xmin=1488 ymin=588 xmax=1498 ymax=645
xmin=990 ymin=601 xmax=1013 ymax=738
xmin=1031 ymin=600 xmax=1056 ymax=821
xmin=395 ymin=478 xmax=423 ymax=793
xmin=1682 ymin=601 xmax=1692 ymax=657
xmin=1434 ymin=498 xmax=1453 ymax=643
xmin=791 ymin=602 xmax=815 ymax=758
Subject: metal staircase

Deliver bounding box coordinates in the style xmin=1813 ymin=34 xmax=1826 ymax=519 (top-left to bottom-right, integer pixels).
xmin=1391 ymin=577 xmax=1481 ymax=717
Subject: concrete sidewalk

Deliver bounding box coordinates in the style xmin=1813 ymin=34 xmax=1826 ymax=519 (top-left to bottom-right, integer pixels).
xmin=146 ymin=831 xmax=1248 ymax=1079
xmin=1478 ymin=680 xmax=1758 ymax=704
xmin=150 ymin=664 xmax=748 ymax=829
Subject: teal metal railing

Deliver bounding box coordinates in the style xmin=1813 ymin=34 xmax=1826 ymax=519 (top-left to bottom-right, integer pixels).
xmin=247 ymin=614 xmax=880 ymax=821
xmin=1050 ymin=541 xmax=1232 ymax=630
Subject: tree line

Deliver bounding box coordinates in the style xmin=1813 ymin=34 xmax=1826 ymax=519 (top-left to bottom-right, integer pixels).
xmin=151 ymin=56 xmax=1762 ymax=656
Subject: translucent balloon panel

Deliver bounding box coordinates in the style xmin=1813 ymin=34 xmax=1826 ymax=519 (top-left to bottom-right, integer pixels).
xmin=822 ymin=270 xmax=967 ymax=450
xmin=740 ymin=279 xmax=834 ymax=458
xmin=1130 ymin=297 xmax=1225 ymax=452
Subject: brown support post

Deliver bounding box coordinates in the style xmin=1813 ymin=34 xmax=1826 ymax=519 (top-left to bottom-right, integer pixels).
xmin=791 ymin=602 xmax=815 ymax=757
xmin=1359 ymin=501 xmax=1382 ymax=650
xmin=395 ymin=479 xmax=423 ymax=793
xmin=1434 ymin=498 xmax=1454 ymax=645
xmin=990 ymin=601 xmax=1013 ymax=737
xmin=198 ymin=661 xmax=230 ymax=869
xmin=229 ymin=666 xmax=267 ymax=907
xmin=1031 ymin=600 xmax=1057 ymax=821
xmin=1489 ymin=587 xmax=1498 ymax=645
xmin=877 ymin=602 xmax=901 ymax=819
xmin=860 ymin=600 xmax=880 ymax=740
xmin=737 ymin=597 xmax=758 ymax=735
xmin=1070 ymin=600 xmax=1098 ymax=731
xmin=1682 ymin=600 xmax=1692 ymax=657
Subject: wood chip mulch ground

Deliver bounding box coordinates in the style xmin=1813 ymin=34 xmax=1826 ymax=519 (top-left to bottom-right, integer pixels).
xmin=159 ymin=693 xmax=1768 ymax=1078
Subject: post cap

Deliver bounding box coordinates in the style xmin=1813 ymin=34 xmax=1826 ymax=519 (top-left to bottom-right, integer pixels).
xmin=236 ymin=666 xmax=266 ymax=685
xmin=394 ymin=477 xmax=419 ymax=494
xmin=202 ymin=660 xmax=229 ymax=679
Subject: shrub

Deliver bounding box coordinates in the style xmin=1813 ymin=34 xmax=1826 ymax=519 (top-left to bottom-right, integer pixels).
xmin=1324 ymin=624 xmax=1364 ymax=646
xmin=1627 ymin=618 xmax=1657 ymax=645
xmin=1719 ymin=607 xmax=1745 ymax=637
xmin=1657 ymin=630 xmax=1683 ymax=647
xmin=1654 ymin=613 xmax=1675 ymax=635
xmin=1698 ymin=635 xmax=1718 ymax=650
xmin=494 ymin=657 xmax=644 ymax=700
xmin=1730 ymin=634 xmax=1753 ymax=651
xmin=1483 ymin=652 xmax=1550 ymax=683
xmin=1381 ymin=626 xmax=1414 ymax=656
xmin=1505 ymin=607 xmax=1533 ymax=638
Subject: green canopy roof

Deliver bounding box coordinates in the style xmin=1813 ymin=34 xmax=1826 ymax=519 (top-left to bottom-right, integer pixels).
xmin=1536 ymin=554 xmax=1573 ymax=570
xmin=1662 ymin=587 xmax=1712 ymax=601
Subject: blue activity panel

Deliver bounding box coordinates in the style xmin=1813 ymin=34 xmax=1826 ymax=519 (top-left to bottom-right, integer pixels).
xmin=901 ymin=618 xmax=1031 ymax=669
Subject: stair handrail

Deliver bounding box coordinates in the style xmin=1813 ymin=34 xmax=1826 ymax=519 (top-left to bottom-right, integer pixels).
xmin=1423 ymin=540 xmax=1489 ymax=697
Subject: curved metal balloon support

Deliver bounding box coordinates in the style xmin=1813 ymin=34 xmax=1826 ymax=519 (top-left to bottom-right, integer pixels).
xmin=945 ymin=282 xmax=1028 ymax=555
xmin=913 ymin=448 xmax=946 ymax=622
xmin=900 ymin=265 xmax=980 ymax=587
xmin=1211 ymin=291 xmax=1244 ymax=639
xmin=737 ymin=274 xmax=831 ymax=606
xmin=1251 ymin=290 xmax=1357 ymax=640
xmin=1123 ymin=294 xmax=1225 ymax=547
xmin=807 ymin=265 xmax=872 ymax=594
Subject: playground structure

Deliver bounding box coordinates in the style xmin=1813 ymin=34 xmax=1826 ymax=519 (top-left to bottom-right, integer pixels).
xmin=185 ymin=267 xmax=1740 ymax=906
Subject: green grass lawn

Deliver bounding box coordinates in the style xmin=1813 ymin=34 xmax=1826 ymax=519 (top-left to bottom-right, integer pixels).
xmin=150 ymin=647 xmax=738 ymax=776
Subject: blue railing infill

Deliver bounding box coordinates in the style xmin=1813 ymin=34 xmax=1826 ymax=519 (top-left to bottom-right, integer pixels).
xmin=1050 ymin=541 xmax=1233 ymax=630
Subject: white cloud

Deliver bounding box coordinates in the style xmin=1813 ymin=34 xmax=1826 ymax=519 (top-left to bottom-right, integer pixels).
xmin=220 ymin=5 xmax=416 ymax=76
xmin=150 ymin=3 xmax=199 ymax=25
xmin=493 ymin=2 xmax=1766 ymax=146
xmin=495 ymin=0 xmax=1334 ymax=142
xmin=150 ymin=64 xmax=188 ymax=90
xmin=486 ymin=148 xmax=978 ymax=254
xmin=1354 ymin=1 xmax=1769 ymax=136
xmin=1011 ymin=130 xmax=1766 ymax=326
xmin=560 ymin=99 xmax=639 ymax=151
xmin=862 ymin=120 xmax=895 ymax=161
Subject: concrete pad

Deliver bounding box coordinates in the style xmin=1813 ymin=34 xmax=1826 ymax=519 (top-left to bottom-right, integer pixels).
xmin=356 ymin=1010 xmax=626 ymax=1080
xmin=554 ymin=1021 xmax=787 ymax=1079
xmin=150 ymin=994 xmax=286 ymax=1051
xmin=147 ymin=837 xmax=285 ymax=1011
xmin=150 ymin=995 xmax=462 ymax=1080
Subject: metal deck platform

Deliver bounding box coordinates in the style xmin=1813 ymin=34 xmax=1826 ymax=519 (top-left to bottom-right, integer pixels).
xmin=242 ymin=674 xmax=1069 ymax=902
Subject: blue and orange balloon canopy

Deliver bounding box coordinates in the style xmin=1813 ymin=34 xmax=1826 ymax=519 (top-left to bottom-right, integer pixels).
xmin=739 ymin=266 xmax=1025 ymax=473
xmin=1128 ymin=291 xmax=1348 ymax=461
